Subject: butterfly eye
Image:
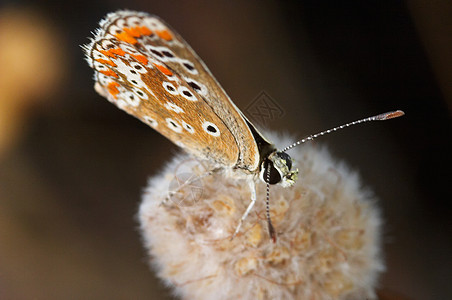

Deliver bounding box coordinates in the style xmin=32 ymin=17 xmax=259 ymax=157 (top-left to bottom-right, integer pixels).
xmin=277 ymin=152 xmax=292 ymax=170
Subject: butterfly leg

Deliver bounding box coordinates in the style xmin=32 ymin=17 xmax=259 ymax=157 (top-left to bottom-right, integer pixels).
xmin=231 ymin=179 xmax=257 ymax=239
xmin=162 ymin=167 xmax=220 ymax=206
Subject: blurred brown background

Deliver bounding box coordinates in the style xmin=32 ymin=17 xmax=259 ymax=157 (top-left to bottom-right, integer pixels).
xmin=0 ymin=1 xmax=450 ymax=299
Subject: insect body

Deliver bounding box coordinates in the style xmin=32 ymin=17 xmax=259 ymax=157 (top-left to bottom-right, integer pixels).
xmin=84 ymin=10 xmax=404 ymax=241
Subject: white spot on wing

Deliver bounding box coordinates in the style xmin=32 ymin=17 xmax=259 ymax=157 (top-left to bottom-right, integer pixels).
xmin=184 ymin=77 xmax=207 ymax=96
xmin=100 ymin=40 xmax=115 ymax=50
xmin=116 ymin=19 xmax=127 ymax=28
xmin=143 ymin=17 xmax=166 ymax=31
xmin=119 ymin=43 xmax=141 ymax=55
xmin=122 ymin=90 xmax=140 ymax=107
xmin=144 ymin=116 xmax=158 ymax=128
xmin=112 ymin=59 xmax=147 ymax=89
xmin=182 ymin=121 xmax=195 ymax=134
xmin=108 ymin=24 xmax=123 ymax=35
xmin=132 ymin=87 xmax=148 ymax=100
xmin=164 ymin=102 xmax=184 ymax=113
xmin=97 ymin=73 xmax=111 ymax=85
xmin=175 ymin=141 xmax=185 ymax=148
xmin=179 ymin=59 xmax=197 ymax=75
xmin=129 ymin=61 xmax=147 ymax=74
xmin=166 ymin=118 xmax=182 ymax=133
xmin=93 ymin=61 xmax=108 ymax=71
xmin=202 ymin=121 xmax=220 ymax=137
xmin=92 ymin=49 xmax=109 ymax=60
xmin=126 ymin=16 xmax=141 ymax=26
xmin=178 ymin=86 xmax=197 ymax=101
xmin=163 ymin=82 xmax=178 ymax=95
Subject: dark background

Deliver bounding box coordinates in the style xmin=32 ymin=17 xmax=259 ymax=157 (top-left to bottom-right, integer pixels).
xmin=0 ymin=1 xmax=451 ymax=299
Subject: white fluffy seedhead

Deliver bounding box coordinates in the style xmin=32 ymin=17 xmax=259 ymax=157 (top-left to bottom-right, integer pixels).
xmin=139 ymin=133 xmax=385 ymax=300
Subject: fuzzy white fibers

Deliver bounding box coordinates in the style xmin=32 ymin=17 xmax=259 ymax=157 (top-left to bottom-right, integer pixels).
xmin=139 ymin=133 xmax=384 ymax=300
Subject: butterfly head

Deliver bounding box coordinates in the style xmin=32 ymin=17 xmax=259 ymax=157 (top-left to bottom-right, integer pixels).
xmin=260 ymin=151 xmax=298 ymax=187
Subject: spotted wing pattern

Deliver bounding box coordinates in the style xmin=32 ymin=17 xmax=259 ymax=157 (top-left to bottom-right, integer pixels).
xmin=84 ymin=10 xmax=261 ymax=170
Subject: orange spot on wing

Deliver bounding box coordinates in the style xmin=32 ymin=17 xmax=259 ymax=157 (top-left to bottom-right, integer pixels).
xmin=124 ymin=27 xmax=141 ymax=37
xmin=156 ymin=30 xmax=173 ymax=41
xmin=137 ymin=26 xmax=152 ymax=36
xmin=95 ymin=58 xmax=117 ymax=67
xmin=110 ymin=47 xmax=126 ymax=56
xmin=153 ymin=63 xmax=173 ymax=76
xmin=99 ymin=69 xmax=118 ymax=78
xmin=130 ymin=54 xmax=148 ymax=65
xmin=100 ymin=47 xmax=126 ymax=58
xmin=115 ymin=31 xmax=137 ymax=44
xmin=107 ymin=81 xmax=120 ymax=98
xmin=100 ymin=49 xmax=114 ymax=58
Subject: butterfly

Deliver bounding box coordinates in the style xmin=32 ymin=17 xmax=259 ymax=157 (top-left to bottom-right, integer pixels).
xmin=83 ymin=10 xmax=404 ymax=241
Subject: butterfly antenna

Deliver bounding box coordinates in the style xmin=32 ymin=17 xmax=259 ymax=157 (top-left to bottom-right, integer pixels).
xmin=265 ymin=161 xmax=277 ymax=243
xmin=281 ymin=110 xmax=404 ymax=152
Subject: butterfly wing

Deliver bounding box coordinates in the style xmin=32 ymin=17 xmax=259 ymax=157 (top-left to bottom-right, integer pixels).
xmin=84 ymin=10 xmax=262 ymax=170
